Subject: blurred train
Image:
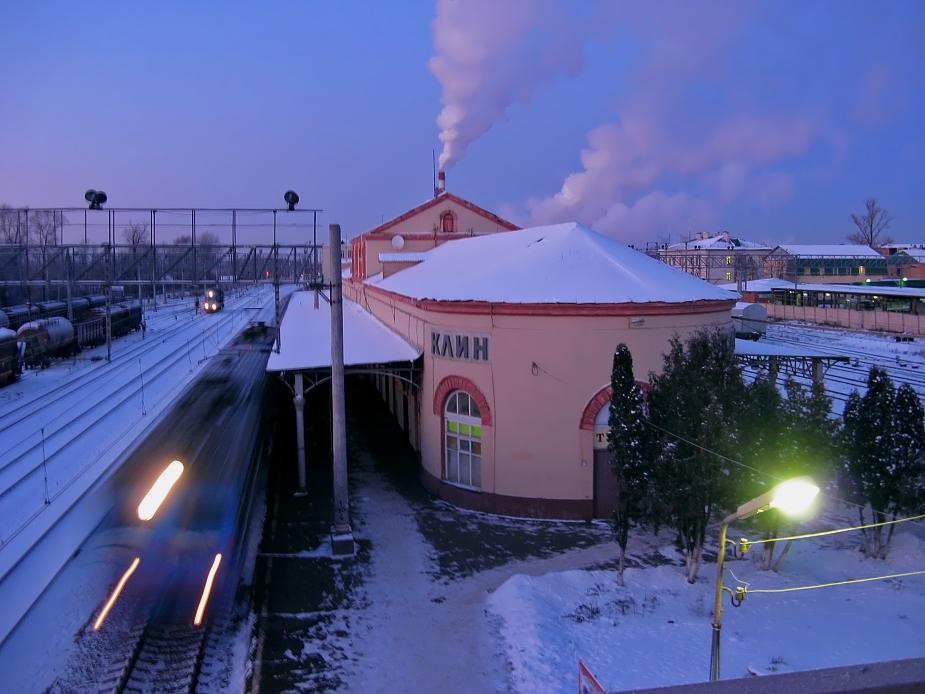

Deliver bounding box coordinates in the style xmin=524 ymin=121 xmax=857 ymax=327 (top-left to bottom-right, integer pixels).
xmin=96 ymin=323 xmax=274 ymax=626
xmin=202 ymin=287 xmax=225 ymax=314
xmin=0 ymin=296 xmax=143 ymax=375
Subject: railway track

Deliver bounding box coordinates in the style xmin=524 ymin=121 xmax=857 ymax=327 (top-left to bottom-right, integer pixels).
xmin=0 ymin=287 xmax=273 ymax=551
xmin=47 ymin=574 xmax=226 ymax=694
xmin=744 ymin=321 xmax=925 ymax=410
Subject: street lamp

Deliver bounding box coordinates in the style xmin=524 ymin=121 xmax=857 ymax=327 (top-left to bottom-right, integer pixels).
xmin=710 ymin=476 xmax=819 ymax=681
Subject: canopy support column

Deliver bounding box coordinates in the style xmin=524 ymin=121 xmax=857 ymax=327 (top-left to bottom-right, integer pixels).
xmin=294 ymin=372 xmax=307 ymax=490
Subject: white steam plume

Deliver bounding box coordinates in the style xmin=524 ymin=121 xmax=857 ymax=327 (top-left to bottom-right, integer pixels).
xmin=428 ymin=0 xmax=586 ymax=170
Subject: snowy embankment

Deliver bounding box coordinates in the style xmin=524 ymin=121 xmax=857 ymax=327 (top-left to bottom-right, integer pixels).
xmin=488 ymin=515 xmax=925 ymax=692
xmin=0 ymin=286 xmax=279 ymax=646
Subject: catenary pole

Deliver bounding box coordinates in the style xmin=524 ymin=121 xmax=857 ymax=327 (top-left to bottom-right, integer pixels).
xmin=329 ymin=223 xmax=354 ymax=555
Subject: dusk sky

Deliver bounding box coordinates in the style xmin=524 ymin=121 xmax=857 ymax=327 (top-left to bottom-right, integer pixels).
xmin=1 ymin=1 xmax=923 ymax=247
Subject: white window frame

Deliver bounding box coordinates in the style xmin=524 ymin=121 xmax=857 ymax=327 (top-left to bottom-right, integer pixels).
xmin=444 ymin=390 xmax=482 ymax=490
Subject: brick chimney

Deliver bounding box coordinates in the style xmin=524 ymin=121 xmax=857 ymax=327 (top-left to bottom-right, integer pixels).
xmin=436 ymin=171 xmax=446 ymax=196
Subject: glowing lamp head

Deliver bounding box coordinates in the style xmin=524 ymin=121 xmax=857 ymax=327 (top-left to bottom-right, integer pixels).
xmin=769 ymin=477 xmax=819 ymax=516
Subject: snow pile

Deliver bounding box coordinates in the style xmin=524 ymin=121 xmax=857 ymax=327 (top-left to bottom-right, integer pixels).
xmin=488 ymin=524 xmax=925 ymax=692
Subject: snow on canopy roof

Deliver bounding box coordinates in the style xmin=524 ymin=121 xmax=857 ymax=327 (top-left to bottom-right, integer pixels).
xmin=900 ymin=249 xmax=925 ymax=261
xmin=266 ymin=291 xmax=421 ymax=372
xmin=666 ymin=235 xmax=770 ymax=250
xmin=717 ymin=278 xmax=793 ymax=292
xmin=368 ymin=222 xmax=738 ymax=305
xmin=774 ymin=244 xmax=883 ymax=258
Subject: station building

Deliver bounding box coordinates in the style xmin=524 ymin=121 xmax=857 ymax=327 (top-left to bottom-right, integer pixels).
xmin=341 ymin=185 xmax=738 ymax=520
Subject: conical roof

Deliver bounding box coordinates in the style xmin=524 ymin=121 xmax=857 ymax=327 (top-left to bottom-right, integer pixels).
xmin=370 ymin=222 xmax=738 ymax=305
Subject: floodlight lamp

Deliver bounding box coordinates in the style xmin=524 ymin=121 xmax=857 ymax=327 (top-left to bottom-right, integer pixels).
xmin=768 ymin=477 xmax=819 ymax=516
xmin=85 ymin=189 xmax=107 ymax=210
xmin=284 ymin=190 xmax=300 ymax=211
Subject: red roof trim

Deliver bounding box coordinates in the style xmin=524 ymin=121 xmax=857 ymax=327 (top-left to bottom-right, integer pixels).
xmin=362 ymin=192 xmax=519 ymax=238
xmin=359 ymin=285 xmax=735 ymax=317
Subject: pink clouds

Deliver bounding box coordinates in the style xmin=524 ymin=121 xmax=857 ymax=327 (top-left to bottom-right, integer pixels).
xmin=525 ymin=115 xmax=816 ymax=241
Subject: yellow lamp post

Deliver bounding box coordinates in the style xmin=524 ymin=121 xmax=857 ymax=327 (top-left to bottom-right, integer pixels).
xmin=710 ymin=476 xmax=820 ymax=681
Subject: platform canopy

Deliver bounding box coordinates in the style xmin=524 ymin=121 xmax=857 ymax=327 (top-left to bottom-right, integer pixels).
xmin=266 ymin=291 xmax=421 ymax=372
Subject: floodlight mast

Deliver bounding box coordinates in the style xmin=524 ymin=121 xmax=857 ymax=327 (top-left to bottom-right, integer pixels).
xmin=710 ymin=476 xmax=819 ymax=681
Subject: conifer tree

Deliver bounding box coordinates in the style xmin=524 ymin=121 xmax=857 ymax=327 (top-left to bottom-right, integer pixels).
xmin=647 ymin=327 xmax=746 ymax=583
xmin=607 ymin=343 xmax=651 ymax=586
xmin=840 ymin=367 xmax=925 ymax=558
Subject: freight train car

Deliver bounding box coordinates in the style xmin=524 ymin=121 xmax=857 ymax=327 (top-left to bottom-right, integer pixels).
xmin=1 ymin=305 xmax=39 ymax=331
xmin=732 ymin=302 xmax=768 ymax=341
xmin=0 ymin=328 xmax=21 ymax=384
xmin=17 ymin=317 xmax=78 ymax=368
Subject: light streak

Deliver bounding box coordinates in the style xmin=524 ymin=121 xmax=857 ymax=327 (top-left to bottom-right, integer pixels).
xmin=137 ymin=460 xmax=184 ymax=521
xmin=94 ymin=557 xmax=140 ymax=630
xmin=193 ymin=554 xmax=222 ymax=626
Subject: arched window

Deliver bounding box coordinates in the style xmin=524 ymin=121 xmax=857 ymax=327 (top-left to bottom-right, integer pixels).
xmin=444 ymin=390 xmax=481 ymax=489
xmin=440 ymin=210 xmax=456 ymax=233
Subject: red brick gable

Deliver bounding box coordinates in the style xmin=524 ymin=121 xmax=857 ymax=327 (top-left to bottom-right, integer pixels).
xmin=362 ymin=192 xmax=519 ymax=239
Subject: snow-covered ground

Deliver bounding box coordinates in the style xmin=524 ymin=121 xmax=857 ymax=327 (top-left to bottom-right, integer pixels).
xmin=1 ymin=304 xmax=924 ymax=693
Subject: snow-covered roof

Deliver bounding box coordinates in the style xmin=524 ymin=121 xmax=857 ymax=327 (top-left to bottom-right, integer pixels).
xmin=774 ymin=244 xmax=883 ymax=258
xmin=899 ymin=249 xmax=925 ymax=262
xmin=665 ymin=235 xmax=770 ymax=251
xmin=717 ymin=278 xmax=794 ymax=292
xmin=368 ymin=222 xmax=738 ymax=305
xmin=266 ymin=291 xmax=421 ymax=372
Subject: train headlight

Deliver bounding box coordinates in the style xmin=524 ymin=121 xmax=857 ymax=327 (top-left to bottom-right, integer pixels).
xmin=137 ymin=460 xmax=184 ymax=520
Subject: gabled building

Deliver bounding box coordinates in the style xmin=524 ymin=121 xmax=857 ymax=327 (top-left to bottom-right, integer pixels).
xmin=764 ymin=244 xmax=890 ymax=283
xmin=647 ymin=232 xmax=771 ymax=285
xmin=344 ymin=220 xmax=738 ymax=520
xmin=350 ymin=172 xmax=519 ymax=282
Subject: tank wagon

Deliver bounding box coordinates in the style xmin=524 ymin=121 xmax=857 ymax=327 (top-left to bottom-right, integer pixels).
xmin=0 ymin=328 xmax=21 ymax=384
xmin=732 ymin=302 xmax=768 ymax=341
xmin=203 ymin=288 xmax=225 ymax=314
xmin=0 ymin=295 xmax=109 ymax=332
xmin=4 ymin=298 xmax=143 ymax=372
xmin=17 ymin=317 xmax=78 ymax=368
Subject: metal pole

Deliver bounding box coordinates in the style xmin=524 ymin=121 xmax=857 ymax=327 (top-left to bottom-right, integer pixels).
xmin=710 ymin=521 xmax=729 ymax=681
xmin=104 ymin=240 xmax=112 ymax=363
xmin=294 ymin=372 xmax=307 ymax=490
xmin=273 ymin=210 xmax=280 ymax=353
xmin=151 ymin=210 xmax=157 ymax=311
xmin=329 ymin=223 xmax=353 ymax=554
xmin=312 ymin=210 xmax=318 ymax=282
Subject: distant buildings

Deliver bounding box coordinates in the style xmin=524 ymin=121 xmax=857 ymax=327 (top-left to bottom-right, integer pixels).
xmin=649 ymin=233 xmax=921 ymax=286
xmin=646 ymin=232 xmax=771 ymax=285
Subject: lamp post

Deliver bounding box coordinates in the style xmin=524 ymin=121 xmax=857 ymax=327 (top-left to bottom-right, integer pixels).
xmin=710 ymin=476 xmax=819 ymax=681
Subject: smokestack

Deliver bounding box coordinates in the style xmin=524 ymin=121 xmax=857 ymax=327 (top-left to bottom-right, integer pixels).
xmin=436 ymin=171 xmax=446 ymax=196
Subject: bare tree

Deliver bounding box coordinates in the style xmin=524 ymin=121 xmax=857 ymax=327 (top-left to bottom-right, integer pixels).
xmin=122 ymin=222 xmax=148 ymax=248
xmin=0 ymin=205 xmax=25 ymax=244
xmin=29 ymin=210 xmax=61 ymax=247
xmin=848 ymin=198 xmax=894 ymax=246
